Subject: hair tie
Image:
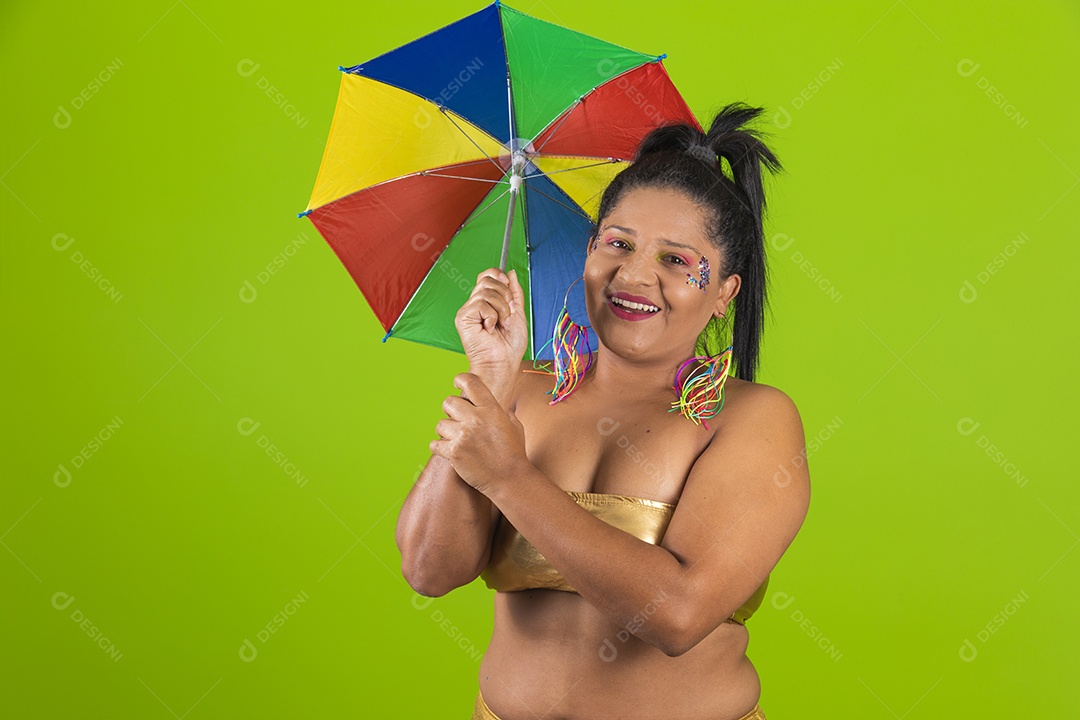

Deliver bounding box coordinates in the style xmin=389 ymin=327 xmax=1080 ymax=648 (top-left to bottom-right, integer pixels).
xmin=686 ymin=142 xmax=720 ymax=170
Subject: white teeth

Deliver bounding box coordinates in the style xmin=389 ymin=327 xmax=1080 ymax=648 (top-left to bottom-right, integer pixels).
xmin=610 ymin=296 xmax=660 ymax=313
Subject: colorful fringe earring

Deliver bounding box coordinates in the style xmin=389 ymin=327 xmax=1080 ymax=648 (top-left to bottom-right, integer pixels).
xmin=527 ymin=276 xmax=594 ymax=405
xmin=669 ymin=314 xmax=733 ymax=430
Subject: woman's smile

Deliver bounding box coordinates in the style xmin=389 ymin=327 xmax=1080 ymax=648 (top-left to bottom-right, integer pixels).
xmin=606 ymin=291 xmax=662 ymax=321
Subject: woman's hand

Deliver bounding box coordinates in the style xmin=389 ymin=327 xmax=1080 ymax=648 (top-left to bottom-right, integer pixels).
xmin=456 ymin=268 xmax=528 ymax=376
xmin=430 ymin=373 xmax=530 ymax=497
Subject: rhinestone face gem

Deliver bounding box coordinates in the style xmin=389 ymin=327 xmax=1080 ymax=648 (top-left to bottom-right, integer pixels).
xmin=686 ymin=256 xmax=710 ymax=291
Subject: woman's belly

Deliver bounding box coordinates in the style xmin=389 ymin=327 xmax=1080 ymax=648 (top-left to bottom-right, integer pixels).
xmin=479 ymin=589 xmax=761 ymax=720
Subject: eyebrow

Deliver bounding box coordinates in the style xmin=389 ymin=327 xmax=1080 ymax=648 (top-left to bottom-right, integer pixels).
xmin=602 ymin=225 xmax=702 ymax=255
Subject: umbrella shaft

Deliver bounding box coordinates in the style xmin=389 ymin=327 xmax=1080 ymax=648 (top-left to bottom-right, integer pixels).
xmin=499 ymin=157 xmax=525 ymax=273
xmin=499 ymin=183 xmax=518 ymax=273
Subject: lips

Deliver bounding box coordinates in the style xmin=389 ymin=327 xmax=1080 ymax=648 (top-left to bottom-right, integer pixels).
xmin=606 ymin=291 xmax=661 ymax=321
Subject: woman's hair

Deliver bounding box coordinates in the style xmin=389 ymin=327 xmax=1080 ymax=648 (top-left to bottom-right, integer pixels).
xmin=592 ymin=103 xmax=783 ymax=382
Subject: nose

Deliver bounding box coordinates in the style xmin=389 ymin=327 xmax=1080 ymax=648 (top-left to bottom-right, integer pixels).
xmin=612 ymin=252 xmax=657 ymax=288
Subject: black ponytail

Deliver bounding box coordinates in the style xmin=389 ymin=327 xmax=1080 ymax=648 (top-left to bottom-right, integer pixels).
xmin=592 ymin=102 xmax=783 ymax=382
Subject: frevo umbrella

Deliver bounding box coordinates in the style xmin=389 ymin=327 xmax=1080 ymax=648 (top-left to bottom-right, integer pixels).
xmin=299 ymin=0 xmax=699 ymax=360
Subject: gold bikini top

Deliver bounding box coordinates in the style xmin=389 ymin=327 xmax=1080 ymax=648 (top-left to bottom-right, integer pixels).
xmin=481 ymin=491 xmax=769 ymax=625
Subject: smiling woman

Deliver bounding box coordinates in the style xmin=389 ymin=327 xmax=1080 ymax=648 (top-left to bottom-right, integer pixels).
xmin=396 ymin=103 xmax=810 ymax=720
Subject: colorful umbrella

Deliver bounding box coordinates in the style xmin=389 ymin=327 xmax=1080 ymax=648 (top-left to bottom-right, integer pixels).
xmin=300 ymin=0 xmax=700 ymax=360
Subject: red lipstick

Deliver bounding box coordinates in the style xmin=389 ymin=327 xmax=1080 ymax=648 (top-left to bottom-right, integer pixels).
xmin=606 ymin=291 xmax=661 ymax=322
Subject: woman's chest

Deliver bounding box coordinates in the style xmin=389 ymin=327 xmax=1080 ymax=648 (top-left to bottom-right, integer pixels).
xmin=514 ymin=388 xmax=717 ymax=505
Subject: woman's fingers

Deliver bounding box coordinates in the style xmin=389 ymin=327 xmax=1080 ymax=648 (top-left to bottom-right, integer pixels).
xmin=507 ymin=269 xmax=524 ymax=317
xmin=434 ymin=418 xmax=454 ymax=440
xmin=456 ymin=267 xmax=525 ymax=338
xmin=441 ymin=394 xmax=470 ymax=420
xmin=473 ymin=268 xmax=509 ymax=289
xmin=475 ymin=288 xmax=512 ymax=322
xmin=459 ymin=289 xmax=512 ymax=331
xmin=470 ymin=271 xmax=515 ymax=311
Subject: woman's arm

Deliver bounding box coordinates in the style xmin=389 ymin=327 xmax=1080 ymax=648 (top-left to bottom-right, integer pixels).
xmin=486 ymin=385 xmax=811 ymax=657
xmin=395 ymin=367 xmax=520 ymax=597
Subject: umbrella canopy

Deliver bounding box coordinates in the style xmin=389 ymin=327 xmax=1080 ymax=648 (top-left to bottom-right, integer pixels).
xmin=300 ymin=0 xmax=700 ymax=360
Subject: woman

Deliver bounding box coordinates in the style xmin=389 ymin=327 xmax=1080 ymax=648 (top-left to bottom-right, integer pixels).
xmin=396 ymin=103 xmax=811 ymax=720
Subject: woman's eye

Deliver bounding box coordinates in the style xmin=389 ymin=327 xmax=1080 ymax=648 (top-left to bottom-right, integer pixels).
xmin=608 ymin=239 xmax=630 ymax=249
xmin=667 ymin=255 xmax=686 ymax=265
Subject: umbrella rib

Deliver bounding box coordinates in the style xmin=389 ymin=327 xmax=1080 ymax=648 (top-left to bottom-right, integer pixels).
xmin=439 ymin=108 xmax=508 ymax=175
xmin=420 ymin=172 xmax=507 ymax=184
xmin=524 ymin=183 xmax=595 ymax=225
xmin=531 ymin=97 xmax=583 ymax=155
xmin=454 ymin=185 xmax=515 ymax=235
xmin=523 ymin=159 xmax=620 ymax=178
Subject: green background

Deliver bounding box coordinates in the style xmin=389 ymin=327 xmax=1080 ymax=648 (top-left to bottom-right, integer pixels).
xmin=2 ymin=1 xmax=1078 ymax=717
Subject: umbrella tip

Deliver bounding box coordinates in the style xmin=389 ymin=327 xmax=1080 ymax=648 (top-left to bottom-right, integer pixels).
xmin=656 ymin=53 xmax=667 ymax=61
xmin=298 ymin=209 xmax=313 ymax=218
xmin=382 ymin=330 xmax=392 ymax=343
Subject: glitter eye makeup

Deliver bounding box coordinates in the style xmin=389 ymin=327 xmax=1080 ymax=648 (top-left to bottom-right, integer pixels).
xmin=686 ymin=255 xmax=710 ymax=291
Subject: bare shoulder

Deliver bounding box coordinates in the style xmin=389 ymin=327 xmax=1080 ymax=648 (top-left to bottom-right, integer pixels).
xmin=715 ymin=377 xmax=810 ymax=492
xmin=723 ymin=377 xmax=803 ymax=425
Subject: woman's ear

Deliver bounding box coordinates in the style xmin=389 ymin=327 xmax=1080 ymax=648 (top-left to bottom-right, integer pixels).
xmin=715 ymin=272 xmax=741 ymax=316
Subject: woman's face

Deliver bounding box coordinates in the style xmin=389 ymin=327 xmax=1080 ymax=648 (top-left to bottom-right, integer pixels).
xmin=584 ymin=185 xmax=740 ymax=361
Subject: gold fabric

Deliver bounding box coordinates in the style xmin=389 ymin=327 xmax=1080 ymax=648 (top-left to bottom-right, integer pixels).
xmin=480 ymin=491 xmax=769 ymax=625
xmin=472 ymin=687 xmax=768 ymax=719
